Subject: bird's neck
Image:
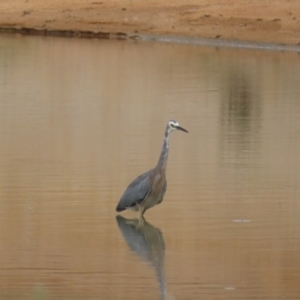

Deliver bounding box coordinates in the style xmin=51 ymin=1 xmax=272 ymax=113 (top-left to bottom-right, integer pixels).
xmin=156 ymin=127 xmax=171 ymax=172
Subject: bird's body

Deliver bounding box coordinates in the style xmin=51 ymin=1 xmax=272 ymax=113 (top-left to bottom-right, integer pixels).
xmin=116 ymin=120 xmax=188 ymax=218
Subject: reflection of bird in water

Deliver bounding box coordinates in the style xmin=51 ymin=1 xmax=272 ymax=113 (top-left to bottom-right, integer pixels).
xmin=116 ymin=120 xmax=188 ymax=218
xmin=116 ymin=215 xmax=174 ymax=300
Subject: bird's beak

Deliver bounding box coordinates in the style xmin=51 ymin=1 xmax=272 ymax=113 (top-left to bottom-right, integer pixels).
xmin=176 ymin=125 xmax=188 ymax=133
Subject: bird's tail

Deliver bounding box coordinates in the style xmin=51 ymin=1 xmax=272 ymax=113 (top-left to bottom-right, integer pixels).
xmin=116 ymin=205 xmax=125 ymax=212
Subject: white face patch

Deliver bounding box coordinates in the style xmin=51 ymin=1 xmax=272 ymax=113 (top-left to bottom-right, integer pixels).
xmin=168 ymin=120 xmax=179 ymax=129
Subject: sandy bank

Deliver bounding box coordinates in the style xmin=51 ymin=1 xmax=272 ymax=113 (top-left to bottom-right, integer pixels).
xmin=0 ymin=0 xmax=300 ymax=46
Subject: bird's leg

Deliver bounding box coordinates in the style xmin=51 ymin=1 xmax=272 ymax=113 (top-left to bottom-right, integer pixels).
xmin=138 ymin=206 xmax=146 ymax=219
xmin=133 ymin=204 xmax=146 ymax=227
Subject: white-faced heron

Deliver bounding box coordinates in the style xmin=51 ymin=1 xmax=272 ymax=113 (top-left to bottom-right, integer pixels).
xmin=116 ymin=120 xmax=188 ymax=218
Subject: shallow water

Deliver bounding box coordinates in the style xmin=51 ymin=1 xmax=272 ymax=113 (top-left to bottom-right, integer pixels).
xmin=0 ymin=34 xmax=300 ymax=299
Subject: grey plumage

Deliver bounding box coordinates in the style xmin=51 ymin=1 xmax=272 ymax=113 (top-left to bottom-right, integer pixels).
xmin=116 ymin=120 xmax=188 ymax=217
xmin=116 ymin=170 xmax=152 ymax=211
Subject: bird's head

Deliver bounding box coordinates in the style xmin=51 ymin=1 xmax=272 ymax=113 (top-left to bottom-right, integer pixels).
xmin=168 ymin=120 xmax=188 ymax=133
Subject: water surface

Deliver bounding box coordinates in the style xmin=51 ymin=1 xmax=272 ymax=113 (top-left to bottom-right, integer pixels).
xmin=0 ymin=34 xmax=300 ymax=299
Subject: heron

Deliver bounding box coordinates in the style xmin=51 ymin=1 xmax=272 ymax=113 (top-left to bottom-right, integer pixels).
xmin=116 ymin=120 xmax=188 ymax=218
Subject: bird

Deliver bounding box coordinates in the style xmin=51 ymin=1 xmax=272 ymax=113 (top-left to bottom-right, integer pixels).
xmin=116 ymin=120 xmax=188 ymax=218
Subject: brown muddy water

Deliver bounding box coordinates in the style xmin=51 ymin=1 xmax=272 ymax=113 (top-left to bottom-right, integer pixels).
xmin=0 ymin=34 xmax=300 ymax=300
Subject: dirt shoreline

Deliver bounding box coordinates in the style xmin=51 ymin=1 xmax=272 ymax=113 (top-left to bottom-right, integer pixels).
xmin=1 ymin=0 xmax=300 ymax=46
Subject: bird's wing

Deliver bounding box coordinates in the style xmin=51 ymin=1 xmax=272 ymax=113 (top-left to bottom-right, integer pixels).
xmin=156 ymin=180 xmax=167 ymax=205
xmin=116 ymin=170 xmax=152 ymax=212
